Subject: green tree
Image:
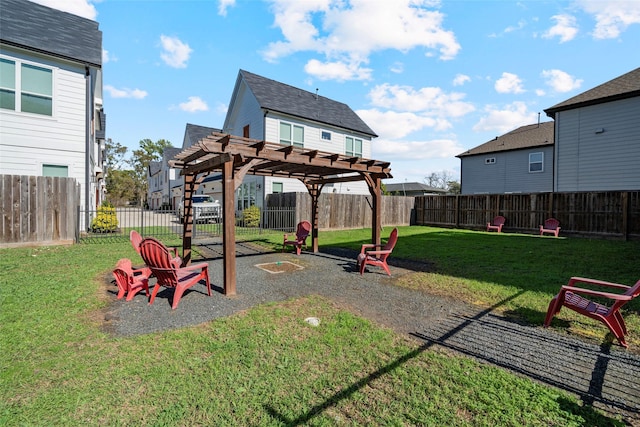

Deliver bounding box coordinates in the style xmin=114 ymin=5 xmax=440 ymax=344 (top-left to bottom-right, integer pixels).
xmin=107 ymin=169 xmax=138 ymax=206
xmin=129 ymin=139 xmax=173 ymax=207
xmin=447 ymin=180 xmax=461 ymax=194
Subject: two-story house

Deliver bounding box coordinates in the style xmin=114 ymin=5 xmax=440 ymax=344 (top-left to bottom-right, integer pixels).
xmin=544 ymin=66 xmax=640 ymax=192
xmin=221 ymin=69 xmax=378 ymax=212
xmin=0 ymin=0 xmax=106 ymax=216
xmin=147 ymin=147 xmax=181 ymax=210
xmin=457 ymin=121 xmax=555 ymax=195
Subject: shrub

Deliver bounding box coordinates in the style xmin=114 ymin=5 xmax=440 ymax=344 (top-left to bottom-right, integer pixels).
xmin=242 ymin=205 xmax=261 ymax=227
xmin=90 ymin=203 xmax=119 ymax=232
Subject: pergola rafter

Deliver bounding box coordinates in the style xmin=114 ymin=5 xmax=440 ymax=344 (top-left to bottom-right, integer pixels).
xmin=170 ymin=132 xmax=392 ymax=296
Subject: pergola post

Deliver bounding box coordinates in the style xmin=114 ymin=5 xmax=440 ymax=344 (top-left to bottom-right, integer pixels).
xmin=306 ymin=183 xmax=321 ymax=252
xmin=181 ymin=173 xmax=196 ymax=265
xmin=371 ymin=175 xmax=382 ymax=245
xmin=222 ymin=160 xmax=236 ymax=295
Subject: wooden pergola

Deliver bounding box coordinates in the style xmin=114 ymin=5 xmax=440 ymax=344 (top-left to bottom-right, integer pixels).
xmin=170 ymin=132 xmax=392 ymax=296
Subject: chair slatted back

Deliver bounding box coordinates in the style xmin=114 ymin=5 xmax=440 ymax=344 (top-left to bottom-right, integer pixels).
xmin=139 ymin=238 xmax=180 ymax=288
xmin=297 ymin=221 xmax=312 ymax=243
xmin=379 ymin=228 xmax=398 ymax=261
xmin=130 ymin=230 xmax=143 ymax=254
xmin=544 ymin=218 xmax=560 ymax=230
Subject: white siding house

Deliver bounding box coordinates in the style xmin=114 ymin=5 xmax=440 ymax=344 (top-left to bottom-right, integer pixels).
xmin=147 ymin=147 xmax=181 ymax=210
xmin=222 ymin=69 xmax=378 ymax=211
xmin=0 ymin=0 xmax=106 ymax=220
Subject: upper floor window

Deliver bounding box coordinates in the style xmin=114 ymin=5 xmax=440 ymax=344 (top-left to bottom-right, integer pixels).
xmin=0 ymin=58 xmax=53 ymax=116
xmin=529 ymin=152 xmax=543 ymax=173
xmin=272 ymin=182 xmax=283 ymax=193
xmin=321 ymin=131 xmax=331 ymax=141
xmin=280 ymin=122 xmax=304 ymax=147
xmin=43 ymin=164 xmax=68 ymax=177
xmin=485 ymin=157 xmax=496 ymax=165
xmin=345 ymin=137 xmax=362 ymax=157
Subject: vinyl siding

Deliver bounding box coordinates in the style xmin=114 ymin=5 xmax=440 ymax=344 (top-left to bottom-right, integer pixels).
xmin=555 ymin=96 xmax=640 ymax=191
xmin=0 ymin=49 xmax=87 ymax=181
xmin=460 ymin=147 xmax=553 ymax=194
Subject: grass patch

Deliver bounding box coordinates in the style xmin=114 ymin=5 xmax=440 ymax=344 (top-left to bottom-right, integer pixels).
xmin=0 ymin=228 xmax=636 ymax=425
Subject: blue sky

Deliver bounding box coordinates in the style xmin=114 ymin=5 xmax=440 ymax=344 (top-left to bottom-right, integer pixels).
xmin=36 ymin=0 xmax=640 ymax=184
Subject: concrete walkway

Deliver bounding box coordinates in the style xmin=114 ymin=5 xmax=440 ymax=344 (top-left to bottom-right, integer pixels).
xmin=104 ymin=242 xmax=640 ymax=423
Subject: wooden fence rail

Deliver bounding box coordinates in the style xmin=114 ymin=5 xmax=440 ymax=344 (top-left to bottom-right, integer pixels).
xmin=0 ymin=174 xmax=80 ymax=247
xmin=414 ymin=191 xmax=640 ymax=240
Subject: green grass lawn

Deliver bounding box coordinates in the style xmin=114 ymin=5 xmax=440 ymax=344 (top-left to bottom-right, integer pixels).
xmin=1 ymin=226 xmax=637 ymax=426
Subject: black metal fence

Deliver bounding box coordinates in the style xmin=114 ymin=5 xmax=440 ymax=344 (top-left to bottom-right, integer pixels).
xmin=77 ymin=206 xmax=297 ymax=244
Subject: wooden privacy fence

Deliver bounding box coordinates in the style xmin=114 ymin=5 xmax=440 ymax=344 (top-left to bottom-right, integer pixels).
xmin=266 ymin=192 xmax=415 ymax=230
xmin=414 ymin=191 xmax=640 ymax=240
xmin=0 ymin=174 xmax=80 ymax=247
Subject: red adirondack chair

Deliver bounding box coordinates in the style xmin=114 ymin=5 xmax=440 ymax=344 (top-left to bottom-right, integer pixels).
xmin=540 ymin=218 xmax=561 ymax=237
xmin=283 ymin=220 xmax=312 ymax=255
xmin=139 ymin=237 xmax=211 ymax=309
xmin=544 ymin=277 xmax=640 ymax=348
xmin=130 ymin=230 xmax=181 ymax=266
xmin=357 ymin=228 xmax=398 ymax=276
xmin=112 ymin=258 xmax=151 ymax=301
xmin=487 ymin=216 xmax=506 ymax=233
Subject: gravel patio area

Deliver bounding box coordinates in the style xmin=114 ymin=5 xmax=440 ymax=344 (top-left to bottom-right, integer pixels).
xmin=101 ymin=241 xmax=640 ymax=423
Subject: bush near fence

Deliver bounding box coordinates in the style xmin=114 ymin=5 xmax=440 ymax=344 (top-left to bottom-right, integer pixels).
xmin=414 ymin=191 xmax=640 ymax=240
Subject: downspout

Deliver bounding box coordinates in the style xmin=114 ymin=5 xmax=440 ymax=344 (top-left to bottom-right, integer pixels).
xmin=85 ymin=66 xmax=92 ymax=230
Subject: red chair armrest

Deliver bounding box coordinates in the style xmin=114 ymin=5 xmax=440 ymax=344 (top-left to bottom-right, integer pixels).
xmin=567 ymin=277 xmax=630 ymax=290
xmin=561 ymin=285 xmax=632 ymax=301
xmin=365 ymin=249 xmax=392 ymax=257
xmin=183 ymin=262 xmax=209 ymax=272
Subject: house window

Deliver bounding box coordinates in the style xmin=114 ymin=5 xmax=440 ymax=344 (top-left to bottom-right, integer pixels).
xmin=345 ymin=137 xmax=362 ymax=157
xmin=485 ymin=157 xmax=496 ymax=164
xmin=280 ymin=122 xmax=304 ymax=147
xmin=42 ymin=164 xmax=68 ymax=177
xmin=529 ymin=152 xmax=543 ymax=173
xmin=0 ymin=58 xmax=53 ymax=116
xmin=243 ymin=124 xmax=250 ymax=138
xmin=236 ymin=181 xmax=258 ymax=211
xmin=321 ymin=131 xmax=331 ymax=141
xmin=272 ymin=182 xmax=283 ymax=193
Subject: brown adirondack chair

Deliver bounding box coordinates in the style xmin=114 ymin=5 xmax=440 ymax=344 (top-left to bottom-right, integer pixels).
xmin=540 ymin=218 xmax=561 ymax=237
xmin=139 ymin=237 xmax=211 ymax=309
xmin=283 ymin=220 xmax=312 ymax=255
xmin=487 ymin=216 xmax=506 ymax=233
xmin=357 ymin=228 xmax=398 ymax=276
xmin=112 ymin=258 xmax=151 ymax=301
xmin=544 ymin=277 xmax=640 ymax=348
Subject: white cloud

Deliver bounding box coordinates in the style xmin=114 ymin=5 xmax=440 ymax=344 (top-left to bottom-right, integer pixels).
xmin=304 ymin=59 xmax=372 ymax=81
xmin=159 ymin=35 xmax=192 ymax=68
xmin=104 ymin=85 xmax=148 ymax=99
xmin=262 ymin=0 xmax=460 ymax=80
xmin=357 ymin=109 xmax=450 ymax=139
xmin=504 ymin=19 xmax=527 ymax=34
xmin=542 ymin=14 xmax=578 ymax=42
xmin=576 ymin=0 xmax=640 ymax=39
xmin=102 ymin=49 xmax=110 ymax=64
xmin=178 ymin=96 xmax=208 ymax=112
xmin=367 ymin=83 xmax=475 ymax=117
xmin=372 ymin=137 xmax=464 ymax=161
xmin=218 ymin=0 xmax=236 ymax=16
xmin=541 ymin=69 xmax=583 ymax=93
xmin=30 ymin=0 xmax=97 ymax=19
xmin=390 ymin=62 xmax=404 ymax=74
xmin=452 ymin=74 xmax=470 ymax=86
xmin=473 ymin=101 xmax=537 ymax=133
xmin=215 ymin=102 xmax=228 ymax=115
xmin=495 ymin=72 xmax=525 ymax=94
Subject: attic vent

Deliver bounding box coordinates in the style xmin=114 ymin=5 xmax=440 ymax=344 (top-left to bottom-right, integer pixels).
xmin=485 ymin=157 xmax=496 ymax=165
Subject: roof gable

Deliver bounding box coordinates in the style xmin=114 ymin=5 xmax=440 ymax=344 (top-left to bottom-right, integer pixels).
xmin=545 ymin=67 xmax=640 ymax=118
xmin=0 ymin=0 xmax=102 ymax=67
xmin=238 ymin=70 xmax=377 ymax=137
xmin=457 ymin=121 xmax=554 ymax=158
xmin=183 ymin=123 xmax=222 ymax=149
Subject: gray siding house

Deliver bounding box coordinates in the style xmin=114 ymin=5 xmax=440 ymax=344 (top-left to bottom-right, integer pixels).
xmin=544 ymin=67 xmax=640 ymax=192
xmin=457 ymin=121 xmax=555 ymax=195
xmin=0 ymin=0 xmax=105 ymax=216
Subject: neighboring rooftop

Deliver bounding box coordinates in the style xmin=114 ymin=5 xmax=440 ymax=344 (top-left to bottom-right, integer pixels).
xmin=0 ymin=0 xmax=102 ymax=67
xmin=238 ymin=70 xmax=377 ymax=137
xmin=184 ymin=123 xmax=222 ymax=147
xmin=457 ymin=121 xmax=555 ymax=158
xmin=545 ymin=67 xmax=640 ymax=118
xmin=385 ymin=182 xmax=447 ymax=195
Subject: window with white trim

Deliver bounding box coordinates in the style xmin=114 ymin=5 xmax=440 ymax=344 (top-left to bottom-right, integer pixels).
xmin=0 ymin=57 xmax=53 ymax=116
xmin=345 ymin=136 xmax=362 ymax=157
xmin=279 ymin=122 xmax=304 ymax=147
xmin=529 ymin=152 xmax=543 ymax=173
xmin=321 ymin=131 xmax=331 ymax=141
xmin=43 ymin=164 xmax=68 ymax=177
xmin=272 ymin=182 xmax=283 ymax=193
xmin=485 ymin=157 xmax=496 ymax=164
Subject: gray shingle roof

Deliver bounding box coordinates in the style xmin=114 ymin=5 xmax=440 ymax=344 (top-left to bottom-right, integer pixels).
xmin=385 ymin=182 xmax=446 ymax=193
xmin=0 ymin=0 xmax=102 ymax=67
xmin=545 ymin=67 xmax=640 ymax=118
xmin=184 ymin=123 xmax=222 ymax=146
xmin=148 ymin=161 xmax=162 ymax=176
xmin=162 ymin=147 xmax=181 ymax=163
xmin=457 ymin=121 xmax=554 ymax=158
xmin=239 ymin=69 xmax=377 ymax=137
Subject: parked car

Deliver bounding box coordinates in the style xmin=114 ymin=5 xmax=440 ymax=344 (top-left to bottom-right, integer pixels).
xmin=177 ymin=195 xmax=221 ymax=223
